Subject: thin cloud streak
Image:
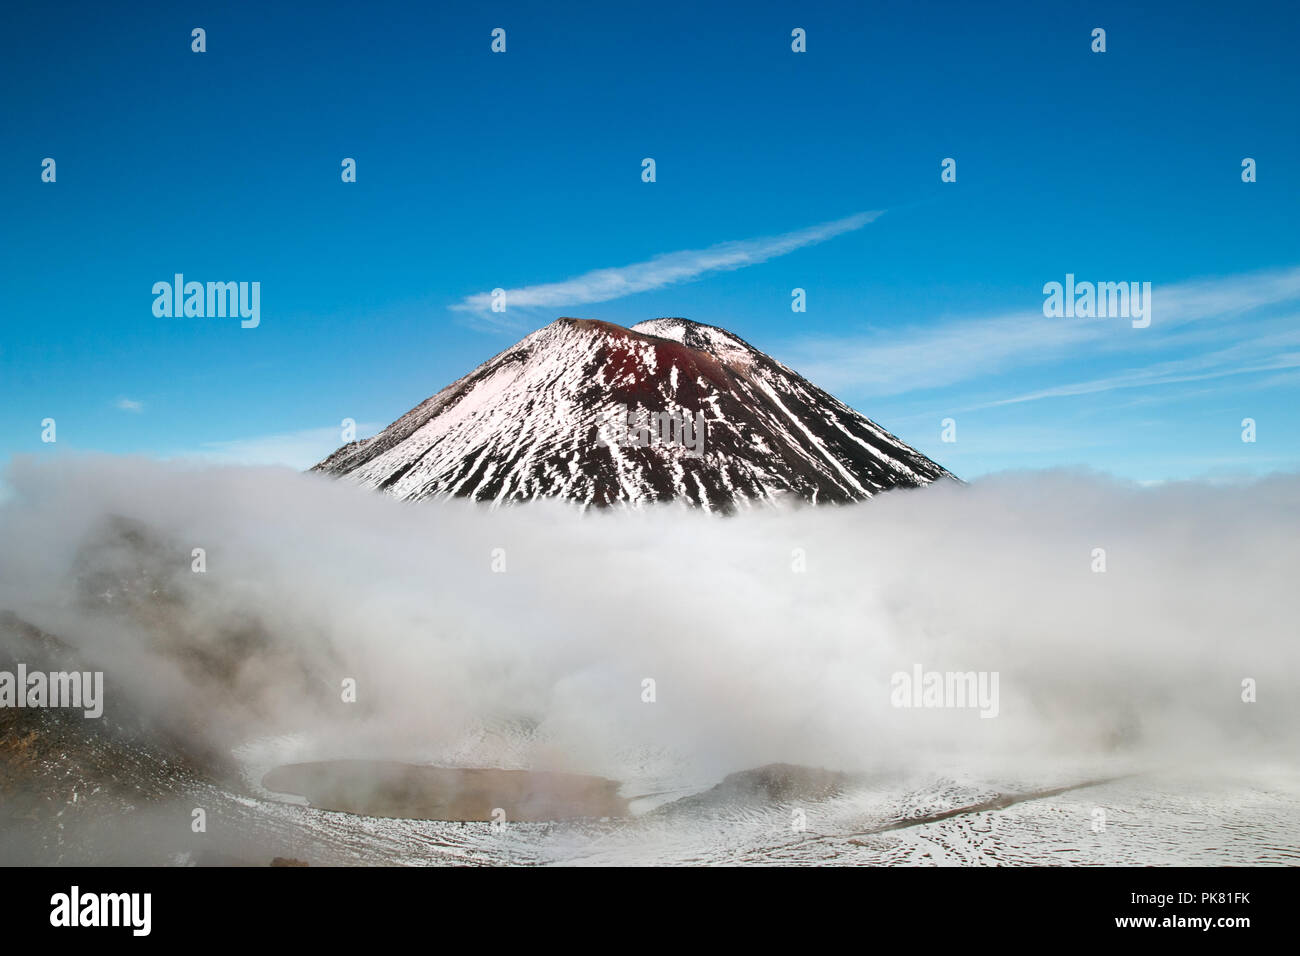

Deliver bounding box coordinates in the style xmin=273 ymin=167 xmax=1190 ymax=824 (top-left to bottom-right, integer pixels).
xmin=976 ymin=350 xmax=1300 ymax=410
xmin=786 ymin=265 xmax=1300 ymax=398
xmin=882 ymin=327 xmax=1300 ymax=427
xmin=450 ymin=211 xmax=883 ymax=315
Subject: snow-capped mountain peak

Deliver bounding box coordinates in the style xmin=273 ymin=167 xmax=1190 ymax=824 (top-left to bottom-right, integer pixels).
xmin=311 ymin=317 xmax=955 ymax=510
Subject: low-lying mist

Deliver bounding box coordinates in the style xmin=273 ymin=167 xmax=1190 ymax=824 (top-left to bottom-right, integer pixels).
xmin=1 ymin=456 xmax=1296 ymax=792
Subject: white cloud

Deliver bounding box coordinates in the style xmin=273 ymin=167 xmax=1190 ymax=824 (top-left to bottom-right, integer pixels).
xmin=1 ymin=459 xmax=1297 ymax=792
xmin=975 ymin=342 xmax=1300 ymax=410
xmin=115 ymin=397 xmax=144 ymax=412
xmin=784 ymin=265 xmax=1300 ymax=399
xmin=450 ymin=210 xmax=882 ymax=316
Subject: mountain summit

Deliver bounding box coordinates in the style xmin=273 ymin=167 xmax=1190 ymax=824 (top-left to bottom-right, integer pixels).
xmin=311 ymin=317 xmax=955 ymax=510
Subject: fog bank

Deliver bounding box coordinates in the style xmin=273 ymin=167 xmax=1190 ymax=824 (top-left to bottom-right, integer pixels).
xmin=1 ymin=456 xmax=1295 ymax=788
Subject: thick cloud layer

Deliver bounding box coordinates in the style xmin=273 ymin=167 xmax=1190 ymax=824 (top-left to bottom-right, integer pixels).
xmin=1 ymin=456 xmax=1296 ymax=789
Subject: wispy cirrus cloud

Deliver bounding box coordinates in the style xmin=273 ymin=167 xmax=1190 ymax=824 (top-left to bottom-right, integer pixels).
xmin=115 ymin=397 xmax=144 ymax=412
xmin=969 ymin=343 xmax=1300 ymax=411
xmin=785 ymin=265 xmax=1300 ymax=400
xmin=450 ymin=210 xmax=882 ymax=317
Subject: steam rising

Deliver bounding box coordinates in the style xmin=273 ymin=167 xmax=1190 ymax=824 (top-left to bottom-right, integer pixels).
xmin=1 ymin=456 xmax=1296 ymax=790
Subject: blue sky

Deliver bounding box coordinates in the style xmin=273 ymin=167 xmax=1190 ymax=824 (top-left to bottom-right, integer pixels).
xmin=2 ymin=0 xmax=1298 ymax=485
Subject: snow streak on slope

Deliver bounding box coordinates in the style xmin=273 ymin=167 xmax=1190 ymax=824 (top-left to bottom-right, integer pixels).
xmin=312 ymin=317 xmax=954 ymax=509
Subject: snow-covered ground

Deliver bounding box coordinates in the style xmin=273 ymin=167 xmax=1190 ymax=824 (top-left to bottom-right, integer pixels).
xmin=179 ymin=763 xmax=1300 ymax=866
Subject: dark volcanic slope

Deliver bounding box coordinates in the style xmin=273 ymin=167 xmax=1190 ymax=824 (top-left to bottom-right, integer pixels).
xmin=312 ymin=317 xmax=955 ymax=510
